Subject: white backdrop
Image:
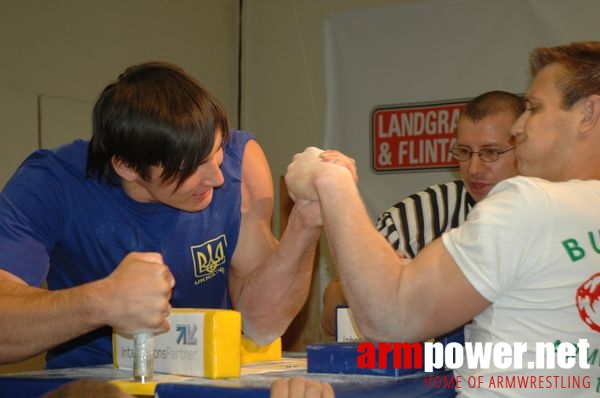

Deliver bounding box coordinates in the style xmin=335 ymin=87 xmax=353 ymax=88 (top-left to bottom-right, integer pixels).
xmin=324 ymin=0 xmax=600 ymax=219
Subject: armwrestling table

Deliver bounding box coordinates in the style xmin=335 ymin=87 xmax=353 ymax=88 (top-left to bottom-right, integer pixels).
xmin=0 ymin=355 xmax=456 ymax=398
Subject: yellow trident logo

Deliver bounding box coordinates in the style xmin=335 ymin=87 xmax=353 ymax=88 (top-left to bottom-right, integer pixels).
xmin=191 ymin=235 xmax=228 ymax=277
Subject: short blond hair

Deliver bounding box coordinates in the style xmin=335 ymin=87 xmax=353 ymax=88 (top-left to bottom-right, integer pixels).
xmin=530 ymin=41 xmax=600 ymax=108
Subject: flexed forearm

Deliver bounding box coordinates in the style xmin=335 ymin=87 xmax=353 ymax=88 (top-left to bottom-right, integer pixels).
xmin=313 ymin=166 xmax=408 ymax=342
xmin=233 ymin=205 xmax=321 ymax=345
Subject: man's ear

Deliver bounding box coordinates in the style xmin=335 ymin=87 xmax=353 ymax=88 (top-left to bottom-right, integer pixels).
xmin=579 ymin=95 xmax=600 ymax=133
xmin=111 ymin=156 xmax=138 ymax=182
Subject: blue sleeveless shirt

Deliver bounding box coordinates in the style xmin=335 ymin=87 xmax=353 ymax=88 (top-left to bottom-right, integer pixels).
xmin=0 ymin=131 xmax=253 ymax=368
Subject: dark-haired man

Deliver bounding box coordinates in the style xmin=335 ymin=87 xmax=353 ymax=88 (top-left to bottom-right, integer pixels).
xmin=0 ymin=62 xmax=321 ymax=368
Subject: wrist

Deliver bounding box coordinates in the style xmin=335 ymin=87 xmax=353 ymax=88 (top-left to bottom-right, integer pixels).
xmin=83 ymin=278 xmax=113 ymax=328
xmin=314 ymin=163 xmax=355 ymax=195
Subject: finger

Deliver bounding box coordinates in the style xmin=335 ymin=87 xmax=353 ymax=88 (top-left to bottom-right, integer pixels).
xmin=306 ymin=146 xmax=324 ymax=154
xmin=321 ymin=382 xmax=335 ymax=398
xmin=154 ymin=305 xmax=172 ymax=333
xmin=161 ymin=304 xmax=172 ymax=318
xmin=160 ymin=316 xmax=171 ymax=334
xmin=319 ymin=149 xmax=346 ymax=160
xmin=288 ymin=377 xmax=307 ymax=398
xmin=300 ymin=379 xmax=334 ymax=398
xmin=305 ymin=382 xmax=325 ymax=398
xmin=132 ymin=251 xmax=164 ymax=264
xmin=163 ymin=267 xmax=176 ymax=288
xmin=296 ymin=198 xmax=317 ymax=206
xmin=288 ymin=190 xmax=299 ymax=202
xmin=270 ymin=379 xmax=289 ymax=398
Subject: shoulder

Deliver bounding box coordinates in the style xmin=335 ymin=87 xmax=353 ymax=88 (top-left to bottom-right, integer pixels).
xmin=493 ymin=175 xmax=600 ymax=196
xmin=222 ymin=131 xmax=260 ymax=171
xmin=422 ymin=180 xmax=467 ymax=197
xmin=224 ymin=130 xmax=268 ymax=174
xmin=485 ymin=176 xmax=552 ymax=203
xmin=240 ymin=137 xmax=271 ymax=185
xmin=487 ymin=177 xmax=600 ymax=217
xmin=225 ymin=131 xmax=255 ymax=153
xmin=408 ymin=180 xmax=466 ymax=201
xmin=231 ymin=132 xmax=273 ymax=212
xmin=6 ymin=140 xmax=88 ymax=187
xmin=464 ymin=176 xmax=557 ymax=231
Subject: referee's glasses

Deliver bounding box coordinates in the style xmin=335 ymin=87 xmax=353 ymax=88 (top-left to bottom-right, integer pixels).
xmin=449 ymin=145 xmax=515 ymax=162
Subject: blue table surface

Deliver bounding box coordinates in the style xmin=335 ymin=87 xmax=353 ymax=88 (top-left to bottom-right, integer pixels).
xmin=0 ymin=360 xmax=456 ymax=398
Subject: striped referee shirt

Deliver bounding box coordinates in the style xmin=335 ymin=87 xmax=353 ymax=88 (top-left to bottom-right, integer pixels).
xmin=375 ymin=180 xmax=476 ymax=259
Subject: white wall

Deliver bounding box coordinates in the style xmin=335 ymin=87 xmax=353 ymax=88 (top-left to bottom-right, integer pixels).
xmin=0 ymin=0 xmax=239 ymax=186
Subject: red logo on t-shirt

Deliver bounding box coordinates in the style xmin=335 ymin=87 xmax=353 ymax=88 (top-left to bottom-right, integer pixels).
xmin=576 ymin=273 xmax=600 ymax=332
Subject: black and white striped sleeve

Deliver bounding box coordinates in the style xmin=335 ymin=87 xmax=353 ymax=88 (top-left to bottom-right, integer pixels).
xmin=375 ymin=180 xmax=473 ymax=259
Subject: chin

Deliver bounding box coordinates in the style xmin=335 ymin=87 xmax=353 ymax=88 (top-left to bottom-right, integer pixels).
xmin=178 ymin=204 xmax=208 ymax=213
xmin=187 ymin=194 xmax=213 ymax=212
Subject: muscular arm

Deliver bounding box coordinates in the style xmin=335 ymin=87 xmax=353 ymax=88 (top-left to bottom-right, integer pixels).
xmin=321 ymin=182 xmax=459 ymax=336
xmin=228 ymin=141 xmax=321 ymax=345
xmin=320 ymin=251 xmax=407 ymax=337
xmin=0 ymin=253 xmax=174 ymax=364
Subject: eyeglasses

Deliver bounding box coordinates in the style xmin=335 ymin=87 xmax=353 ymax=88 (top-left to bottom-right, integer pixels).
xmin=449 ymin=145 xmax=515 ymax=162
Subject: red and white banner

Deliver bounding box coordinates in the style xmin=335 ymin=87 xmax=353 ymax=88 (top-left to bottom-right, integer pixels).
xmin=372 ymin=101 xmax=464 ymax=172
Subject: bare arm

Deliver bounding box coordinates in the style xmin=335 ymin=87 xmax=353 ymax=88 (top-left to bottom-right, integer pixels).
xmin=321 ymin=250 xmax=408 ymax=336
xmin=228 ymin=141 xmax=322 ymax=345
xmin=286 ymin=149 xmax=489 ymax=342
xmin=0 ymin=252 xmax=174 ymax=364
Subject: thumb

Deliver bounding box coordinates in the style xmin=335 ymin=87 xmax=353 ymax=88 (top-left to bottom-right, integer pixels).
xmin=135 ymin=251 xmax=165 ymax=264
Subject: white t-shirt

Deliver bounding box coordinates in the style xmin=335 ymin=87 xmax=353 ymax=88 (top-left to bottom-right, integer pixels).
xmin=442 ymin=176 xmax=600 ymax=397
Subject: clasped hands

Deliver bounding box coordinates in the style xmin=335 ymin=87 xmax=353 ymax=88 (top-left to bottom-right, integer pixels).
xmin=285 ymin=147 xmax=357 ymax=204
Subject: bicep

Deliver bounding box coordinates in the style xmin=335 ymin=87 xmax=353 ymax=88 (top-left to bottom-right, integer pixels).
xmin=239 ymin=140 xmax=274 ymax=216
xmin=402 ymin=239 xmax=490 ymax=339
xmin=0 ymin=165 xmax=63 ymax=286
xmin=229 ymin=140 xmax=277 ymax=299
xmin=0 ymin=205 xmax=51 ymax=286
